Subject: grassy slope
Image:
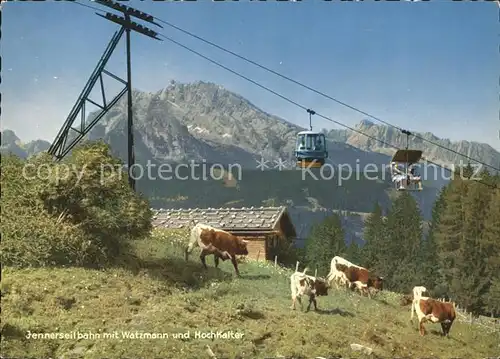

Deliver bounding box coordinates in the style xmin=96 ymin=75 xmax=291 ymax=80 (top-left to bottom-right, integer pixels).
xmin=2 ymin=233 xmax=498 ymax=359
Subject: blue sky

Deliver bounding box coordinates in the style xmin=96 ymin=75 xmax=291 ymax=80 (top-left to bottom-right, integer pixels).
xmin=2 ymin=1 xmax=499 ymax=151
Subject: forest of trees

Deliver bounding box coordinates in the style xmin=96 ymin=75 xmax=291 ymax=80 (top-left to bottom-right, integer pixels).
xmin=303 ymin=166 xmax=500 ymax=317
xmin=3 ymin=141 xmax=499 ymax=317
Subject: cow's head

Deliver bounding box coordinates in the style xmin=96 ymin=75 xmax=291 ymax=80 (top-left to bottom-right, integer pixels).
xmin=314 ymin=279 xmax=329 ymax=296
xmin=234 ymin=237 xmax=249 ymax=255
xmin=368 ymin=275 xmax=384 ymax=290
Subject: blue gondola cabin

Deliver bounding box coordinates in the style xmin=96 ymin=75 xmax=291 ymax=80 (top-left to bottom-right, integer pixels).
xmin=295 ymin=130 xmax=328 ymax=168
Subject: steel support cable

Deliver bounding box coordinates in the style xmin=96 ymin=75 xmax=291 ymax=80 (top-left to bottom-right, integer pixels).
xmin=156 ymin=33 xmax=398 ymax=151
xmin=150 ymin=16 xmax=500 ymax=174
xmin=69 ymin=0 xmax=500 ymax=173
xmin=65 ymin=0 xmax=500 ymax=190
xmin=64 ymin=1 xmax=396 ymax=149
xmin=155 ymin=32 xmax=499 ymax=190
xmin=68 ymin=0 xmax=104 ymax=12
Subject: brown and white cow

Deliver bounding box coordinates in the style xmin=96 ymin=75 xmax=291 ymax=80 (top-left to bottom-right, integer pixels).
xmin=326 ymin=256 xmax=353 ymax=289
xmin=326 ymin=256 xmax=383 ymax=298
xmin=185 ymin=223 xmax=249 ymax=276
xmin=290 ymin=268 xmax=329 ymax=312
xmin=411 ymin=297 xmax=456 ymax=337
xmin=410 ymin=286 xmax=428 ymax=318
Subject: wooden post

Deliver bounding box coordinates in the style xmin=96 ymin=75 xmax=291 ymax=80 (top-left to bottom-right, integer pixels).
xmin=295 ymin=261 xmax=299 ymax=272
xmin=274 ymin=255 xmax=277 ymax=268
xmin=469 ymin=312 xmax=473 ymax=324
xmin=314 ymin=268 xmax=317 ymax=277
xmin=256 ymin=250 xmax=260 ymax=261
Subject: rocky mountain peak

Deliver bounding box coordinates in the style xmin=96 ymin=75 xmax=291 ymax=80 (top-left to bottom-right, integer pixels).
xmin=1 ymin=129 xmax=21 ymax=146
xmin=3 ymin=81 xmax=498 ymax=173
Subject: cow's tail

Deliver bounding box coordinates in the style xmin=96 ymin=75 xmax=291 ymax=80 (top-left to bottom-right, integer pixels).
xmin=326 ymin=268 xmax=338 ymax=285
xmin=326 ymin=257 xmax=337 ymax=283
xmin=185 ymin=224 xmax=199 ymax=261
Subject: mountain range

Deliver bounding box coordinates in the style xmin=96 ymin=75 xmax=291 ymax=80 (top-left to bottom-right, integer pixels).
xmin=3 ymin=81 xmax=498 ymax=172
xmin=2 ymin=81 xmax=499 ymax=241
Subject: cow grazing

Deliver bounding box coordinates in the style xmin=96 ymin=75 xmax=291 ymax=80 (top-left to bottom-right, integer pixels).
xmin=185 ymin=223 xmax=249 ymax=276
xmin=326 ymin=256 xmax=355 ymax=289
xmin=411 ymin=297 xmax=456 ymax=337
xmin=327 ymin=256 xmax=383 ymax=297
xmin=290 ymin=268 xmax=329 ymax=312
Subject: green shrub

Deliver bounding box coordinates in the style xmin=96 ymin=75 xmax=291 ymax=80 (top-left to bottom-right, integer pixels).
xmin=0 ymin=141 xmax=152 ymax=268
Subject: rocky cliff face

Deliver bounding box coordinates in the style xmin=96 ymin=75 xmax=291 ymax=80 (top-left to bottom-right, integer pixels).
xmin=91 ymin=82 xmax=500 ymax=171
xmin=329 ymin=119 xmax=500 ymax=170
xmin=0 ymin=129 xmax=50 ymax=158
xmin=3 ymin=80 xmax=498 ymax=237
xmin=76 ymin=81 xmax=394 ymax=169
xmin=4 ymin=81 xmax=497 ymax=174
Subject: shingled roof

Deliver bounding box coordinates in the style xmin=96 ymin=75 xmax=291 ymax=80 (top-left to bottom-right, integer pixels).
xmin=151 ymin=206 xmax=296 ymax=238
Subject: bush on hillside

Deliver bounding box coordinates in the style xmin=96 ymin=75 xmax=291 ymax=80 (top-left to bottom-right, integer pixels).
xmin=1 ymin=141 xmax=152 ymax=268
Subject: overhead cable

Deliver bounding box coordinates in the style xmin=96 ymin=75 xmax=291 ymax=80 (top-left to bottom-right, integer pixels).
xmin=152 ymin=15 xmax=500 ymax=173
xmin=65 ymin=0 xmax=500 ymax=190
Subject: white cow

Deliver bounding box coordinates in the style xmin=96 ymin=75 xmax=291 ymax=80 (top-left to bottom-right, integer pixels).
xmin=290 ymin=268 xmax=329 ymax=311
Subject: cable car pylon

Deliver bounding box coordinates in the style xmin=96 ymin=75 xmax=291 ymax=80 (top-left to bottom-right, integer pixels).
xmin=47 ymin=0 xmax=162 ymax=191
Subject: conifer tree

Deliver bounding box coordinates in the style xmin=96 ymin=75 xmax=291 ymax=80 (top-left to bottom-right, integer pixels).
xmin=435 ymin=177 xmax=467 ymax=291
xmin=360 ymin=202 xmax=386 ymax=271
xmin=421 ymin=186 xmax=447 ymax=294
xmin=460 ymin=162 xmax=474 ymax=180
xmin=483 ymin=279 xmax=500 ymax=317
xmin=434 ymin=172 xmax=494 ymax=313
xmin=461 ymin=176 xmax=492 ymax=311
xmin=304 ymin=213 xmax=346 ymax=276
xmin=383 ymin=192 xmax=424 ymax=292
xmin=481 ymin=182 xmax=500 ymax=315
xmin=345 ymin=239 xmax=361 ymax=264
